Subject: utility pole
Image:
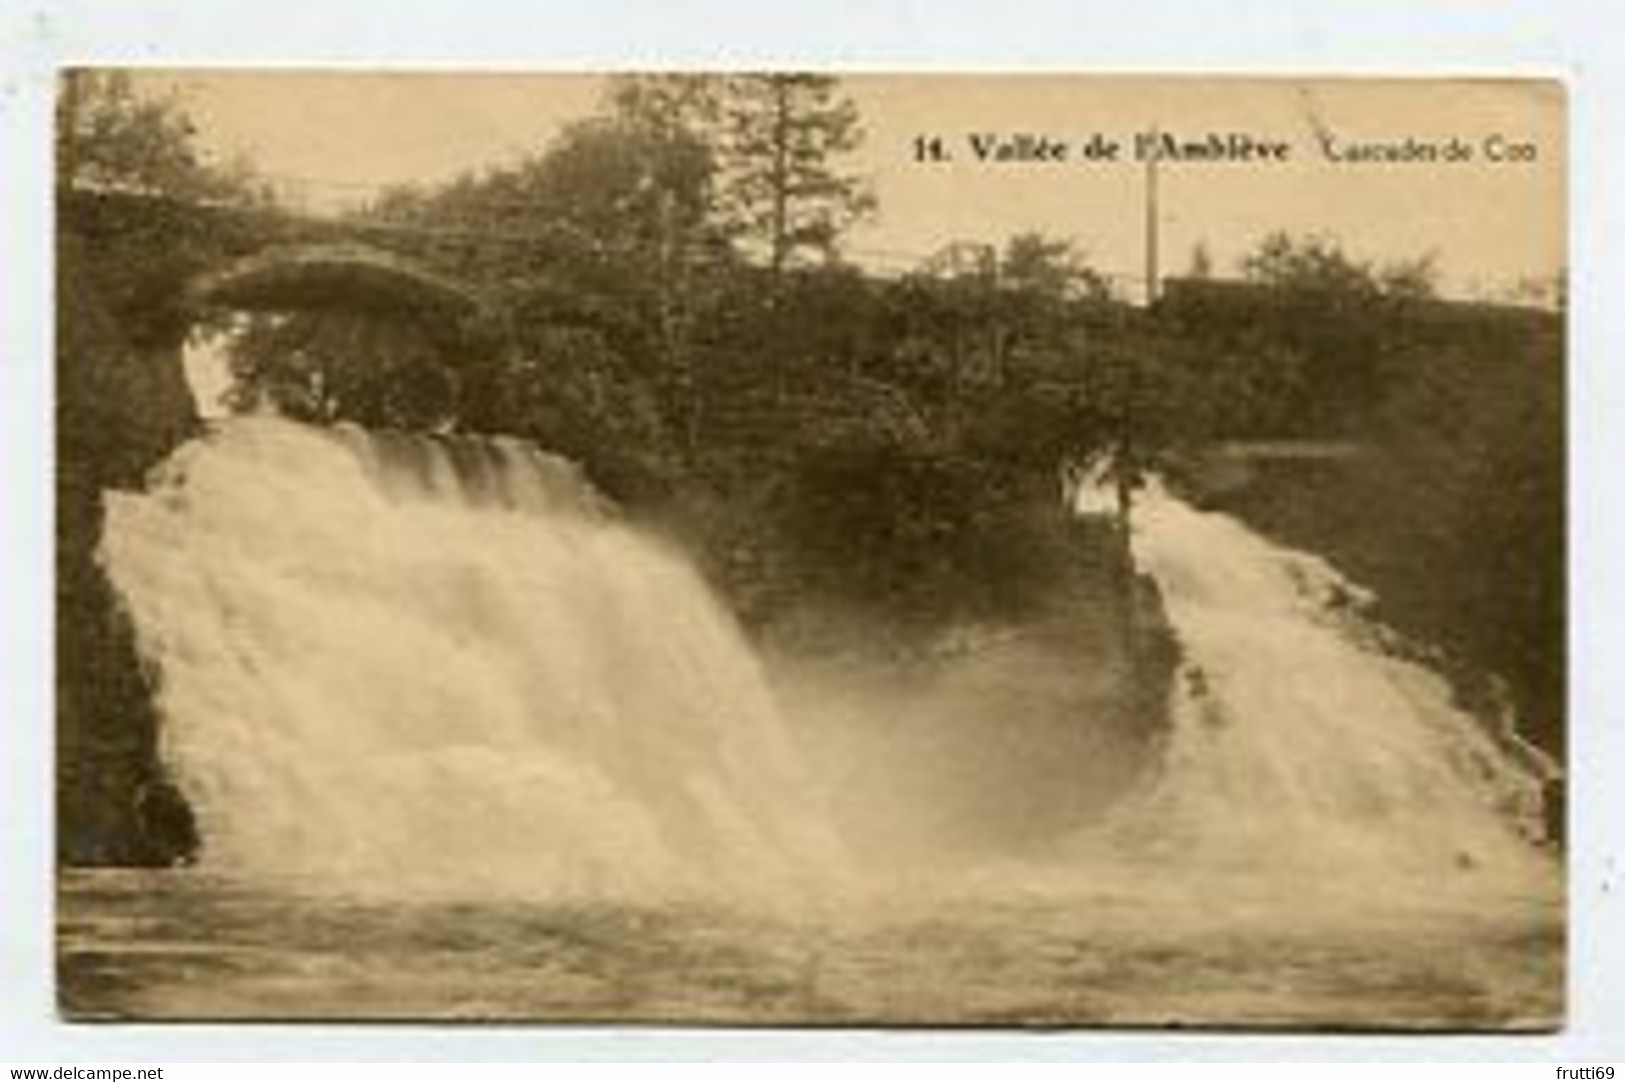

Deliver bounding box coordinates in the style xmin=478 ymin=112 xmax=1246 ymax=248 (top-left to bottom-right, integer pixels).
xmin=1109 ymin=124 xmax=1162 ymax=678
xmin=1117 ymin=124 xmax=1161 ymax=534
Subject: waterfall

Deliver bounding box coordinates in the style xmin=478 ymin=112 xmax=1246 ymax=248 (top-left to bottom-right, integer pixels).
xmin=1080 ymin=477 xmax=1561 ymax=921
xmin=99 ymin=418 xmax=1558 ymax=924
xmin=100 ymin=417 xmax=842 ymax=900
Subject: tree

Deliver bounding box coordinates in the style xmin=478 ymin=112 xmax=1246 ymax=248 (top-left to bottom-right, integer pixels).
xmin=605 ymin=74 xmax=875 ymax=279
xmin=715 ymin=74 xmax=874 ymax=285
xmin=606 ymin=74 xmax=725 ymax=146
xmin=1377 ymin=253 xmax=1439 ymax=300
xmin=222 ymin=309 xmax=462 ymax=429
xmin=598 ymin=75 xmax=876 ymax=417
xmin=1001 ymin=232 xmax=1110 ymax=303
xmin=1233 ymin=232 xmax=1395 ymax=433
xmin=59 ymin=70 xmax=265 ymax=202
xmin=1241 ymin=231 xmax=1380 ymax=297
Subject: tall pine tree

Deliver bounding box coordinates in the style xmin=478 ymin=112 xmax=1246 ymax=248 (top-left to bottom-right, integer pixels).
xmin=716 ymin=74 xmax=873 ymax=287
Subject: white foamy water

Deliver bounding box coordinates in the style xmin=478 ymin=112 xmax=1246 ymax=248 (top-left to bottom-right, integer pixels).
xmin=74 ymin=434 xmax=1564 ymax=1025
xmin=100 ymin=417 xmax=841 ymax=901
xmin=1070 ymin=476 xmax=1562 ymax=924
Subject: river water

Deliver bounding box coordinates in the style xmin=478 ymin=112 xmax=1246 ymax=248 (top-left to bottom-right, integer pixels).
xmin=61 ymin=420 xmax=1562 ymax=1027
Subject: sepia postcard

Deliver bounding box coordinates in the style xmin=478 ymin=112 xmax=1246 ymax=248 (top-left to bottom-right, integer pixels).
xmin=55 ymin=71 xmax=1566 ymax=1029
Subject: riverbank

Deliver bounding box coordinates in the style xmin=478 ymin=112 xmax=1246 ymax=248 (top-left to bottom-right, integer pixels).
xmin=1163 ymin=449 xmax=1564 ymax=850
xmin=1179 ymin=453 xmax=1562 ymax=759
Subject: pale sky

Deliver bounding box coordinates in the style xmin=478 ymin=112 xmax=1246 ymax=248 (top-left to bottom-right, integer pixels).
xmin=133 ymin=71 xmax=1565 ymax=300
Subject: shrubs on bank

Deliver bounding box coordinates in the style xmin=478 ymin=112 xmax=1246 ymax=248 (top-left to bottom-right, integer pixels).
xmin=762 ymin=442 xmax=1069 ymax=634
xmin=1208 ymin=314 xmax=1564 ymax=758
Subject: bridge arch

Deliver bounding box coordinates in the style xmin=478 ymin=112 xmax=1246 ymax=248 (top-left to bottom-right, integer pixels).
xmin=182 ymin=241 xmax=505 ymax=427
xmin=185 ymin=241 xmax=492 ymax=342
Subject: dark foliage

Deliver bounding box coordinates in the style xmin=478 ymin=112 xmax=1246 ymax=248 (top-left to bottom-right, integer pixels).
xmin=1202 ymin=306 xmax=1564 ymax=757
xmin=767 ymin=444 xmax=1065 ymax=632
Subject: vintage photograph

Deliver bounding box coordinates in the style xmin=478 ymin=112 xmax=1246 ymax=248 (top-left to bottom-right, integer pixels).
xmin=56 ymin=72 xmax=1565 ymax=1028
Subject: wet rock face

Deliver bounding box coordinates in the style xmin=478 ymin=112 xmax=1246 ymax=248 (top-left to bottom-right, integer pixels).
xmin=58 ymin=227 xmax=200 ymax=866
xmin=59 ymin=229 xmax=200 ymax=488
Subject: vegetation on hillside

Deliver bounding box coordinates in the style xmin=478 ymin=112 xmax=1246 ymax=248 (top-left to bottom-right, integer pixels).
xmin=57 ymin=72 xmax=268 ymax=864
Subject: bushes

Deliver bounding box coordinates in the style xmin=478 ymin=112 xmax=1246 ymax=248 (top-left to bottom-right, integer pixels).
xmin=1212 ymin=318 xmax=1565 ymax=758
xmin=765 ymin=443 xmax=1069 ymax=635
xmin=1374 ymin=326 xmax=1565 ymax=754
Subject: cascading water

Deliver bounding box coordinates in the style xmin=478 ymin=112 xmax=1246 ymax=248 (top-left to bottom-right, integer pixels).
xmin=103 ymin=421 xmax=1559 ymax=911
xmin=74 ymin=430 xmax=1564 ymax=1024
xmin=100 ymin=416 xmax=842 ymax=900
xmin=1072 ymin=476 xmax=1561 ymax=923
